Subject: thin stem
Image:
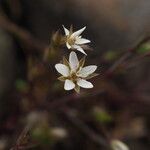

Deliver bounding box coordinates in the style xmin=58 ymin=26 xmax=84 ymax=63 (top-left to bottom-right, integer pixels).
xmin=61 ymin=107 xmax=110 ymax=148
xmin=0 ymin=13 xmax=47 ymax=52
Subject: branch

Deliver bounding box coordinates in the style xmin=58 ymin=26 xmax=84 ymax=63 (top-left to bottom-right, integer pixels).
xmin=61 ymin=107 xmax=110 ymax=148
xmin=0 ymin=13 xmax=47 ymax=52
xmin=10 ymin=125 xmax=30 ymax=150
xmin=46 ymin=90 xmax=105 ymax=109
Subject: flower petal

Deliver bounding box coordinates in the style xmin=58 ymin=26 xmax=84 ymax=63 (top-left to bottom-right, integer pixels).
xmin=62 ymin=25 xmax=69 ymax=36
xmin=77 ymin=79 xmax=93 ymax=88
xmin=71 ymin=26 xmax=86 ymax=38
xmin=78 ymin=65 xmax=97 ymax=78
xmin=77 ymin=47 xmax=87 ymax=55
xmin=111 ymin=140 xmax=129 ymax=150
xmin=66 ymin=42 xmax=71 ymax=49
xmin=64 ymin=79 xmax=75 ymax=90
xmin=55 ymin=64 xmax=69 ymax=77
xmin=69 ymin=51 xmax=79 ymax=71
xmin=75 ymin=38 xmax=91 ymax=45
xmin=73 ymin=45 xmax=87 ymax=55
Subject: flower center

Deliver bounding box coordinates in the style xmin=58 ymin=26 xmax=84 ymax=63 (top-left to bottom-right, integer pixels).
xmin=69 ymin=72 xmax=77 ymax=82
xmin=67 ymin=36 xmax=75 ymax=46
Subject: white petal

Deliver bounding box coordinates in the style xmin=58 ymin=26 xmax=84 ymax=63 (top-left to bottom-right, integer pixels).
xmin=77 ymin=79 xmax=93 ymax=88
xmin=111 ymin=140 xmax=129 ymax=150
xmin=75 ymin=38 xmax=91 ymax=45
xmin=78 ymin=65 xmax=97 ymax=77
xmin=69 ymin=51 xmax=79 ymax=71
xmin=66 ymin=42 xmax=71 ymax=49
xmin=62 ymin=25 xmax=69 ymax=36
xmin=55 ymin=64 xmax=69 ymax=77
xmin=71 ymin=26 xmax=86 ymax=38
xmin=64 ymin=79 xmax=75 ymax=90
xmin=73 ymin=45 xmax=87 ymax=55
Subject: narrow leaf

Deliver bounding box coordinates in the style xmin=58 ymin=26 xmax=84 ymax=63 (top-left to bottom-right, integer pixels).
xmin=85 ymin=73 xmax=99 ymax=80
xmin=58 ymin=76 xmax=66 ymax=82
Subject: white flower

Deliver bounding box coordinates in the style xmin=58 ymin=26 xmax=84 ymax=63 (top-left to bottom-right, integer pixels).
xmin=55 ymin=51 xmax=98 ymax=92
xmin=63 ymin=25 xmax=91 ymax=55
xmin=50 ymin=127 xmax=68 ymax=139
xmin=111 ymin=140 xmax=129 ymax=150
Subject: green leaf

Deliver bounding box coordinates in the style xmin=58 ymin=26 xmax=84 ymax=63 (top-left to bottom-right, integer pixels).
xmin=93 ymin=108 xmax=112 ymax=124
xmin=31 ymin=127 xmax=51 ymax=145
xmin=137 ymin=43 xmax=150 ymax=54
xmin=15 ymin=79 xmax=29 ymax=92
xmin=104 ymin=51 xmax=119 ymax=61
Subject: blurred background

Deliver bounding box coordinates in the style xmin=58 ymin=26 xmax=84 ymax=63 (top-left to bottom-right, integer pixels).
xmin=0 ymin=0 xmax=150 ymax=149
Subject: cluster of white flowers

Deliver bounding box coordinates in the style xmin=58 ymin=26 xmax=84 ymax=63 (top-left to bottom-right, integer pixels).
xmin=55 ymin=26 xmax=98 ymax=92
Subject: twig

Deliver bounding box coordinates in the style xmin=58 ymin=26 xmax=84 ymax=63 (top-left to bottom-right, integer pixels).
xmin=61 ymin=107 xmax=110 ymax=148
xmin=106 ymin=51 xmax=131 ymax=75
xmin=10 ymin=125 xmax=30 ymax=150
xmin=105 ymin=36 xmax=150 ymax=75
xmin=0 ymin=13 xmax=47 ymax=52
xmin=46 ymin=90 xmax=105 ymax=109
xmin=129 ymin=36 xmax=150 ymax=52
